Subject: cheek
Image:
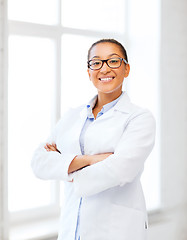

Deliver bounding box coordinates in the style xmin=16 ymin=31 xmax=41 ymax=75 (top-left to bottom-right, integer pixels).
xmin=118 ymin=68 xmax=127 ymax=79
xmin=89 ymin=72 xmax=98 ymax=81
xmin=88 ymin=69 xmax=94 ymax=78
xmin=114 ymin=69 xmax=125 ymax=80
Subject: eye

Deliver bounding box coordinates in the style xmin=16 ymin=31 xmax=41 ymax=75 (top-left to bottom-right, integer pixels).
xmin=89 ymin=60 xmax=102 ymax=66
xmin=109 ymin=58 xmax=120 ymax=64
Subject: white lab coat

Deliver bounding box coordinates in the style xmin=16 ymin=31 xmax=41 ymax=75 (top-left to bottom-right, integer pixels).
xmin=31 ymin=92 xmax=156 ymax=240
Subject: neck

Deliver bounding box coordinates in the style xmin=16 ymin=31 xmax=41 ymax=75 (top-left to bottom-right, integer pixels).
xmin=96 ymin=90 xmax=123 ymax=108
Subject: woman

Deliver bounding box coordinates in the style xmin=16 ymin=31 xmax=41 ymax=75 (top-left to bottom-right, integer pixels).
xmin=31 ymin=39 xmax=156 ymax=240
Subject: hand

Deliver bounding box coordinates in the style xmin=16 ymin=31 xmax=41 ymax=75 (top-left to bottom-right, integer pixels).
xmin=44 ymin=142 xmax=61 ymax=154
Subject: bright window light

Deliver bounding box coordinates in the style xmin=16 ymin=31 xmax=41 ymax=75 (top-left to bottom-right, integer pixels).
xmin=61 ymin=0 xmax=125 ymax=34
xmin=61 ymin=34 xmax=97 ymax=114
xmin=8 ymin=0 xmax=59 ymax=25
xmin=8 ymin=36 xmax=56 ymax=211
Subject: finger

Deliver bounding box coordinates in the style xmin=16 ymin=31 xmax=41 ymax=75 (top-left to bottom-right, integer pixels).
xmin=45 ymin=143 xmax=61 ymax=153
xmin=44 ymin=145 xmax=49 ymax=150
xmin=46 ymin=143 xmax=52 ymax=148
xmin=45 ymin=144 xmax=56 ymax=151
xmin=50 ymin=146 xmax=57 ymax=151
xmin=51 ymin=143 xmax=61 ymax=153
xmin=46 ymin=144 xmax=55 ymax=150
xmin=44 ymin=146 xmax=50 ymax=151
xmin=52 ymin=142 xmax=56 ymax=147
xmin=47 ymin=145 xmax=56 ymax=151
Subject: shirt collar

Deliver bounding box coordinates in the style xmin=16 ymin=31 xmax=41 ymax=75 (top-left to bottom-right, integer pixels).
xmin=86 ymin=96 xmax=97 ymax=119
xmin=86 ymin=92 xmax=124 ymax=119
xmin=80 ymin=91 xmax=133 ymax=120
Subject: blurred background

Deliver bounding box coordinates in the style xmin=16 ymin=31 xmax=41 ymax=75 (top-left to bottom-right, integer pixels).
xmin=0 ymin=0 xmax=186 ymax=239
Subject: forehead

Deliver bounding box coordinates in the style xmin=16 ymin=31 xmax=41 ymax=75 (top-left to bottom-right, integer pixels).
xmin=89 ymin=43 xmax=122 ymax=59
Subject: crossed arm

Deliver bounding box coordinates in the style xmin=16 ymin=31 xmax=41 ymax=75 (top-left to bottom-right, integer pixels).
xmin=44 ymin=143 xmax=113 ymax=174
xmin=32 ymin=109 xmax=155 ymax=197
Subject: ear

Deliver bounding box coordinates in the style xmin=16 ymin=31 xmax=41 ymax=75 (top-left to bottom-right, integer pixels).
xmin=87 ymin=69 xmax=91 ymax=80
xmin=124 ymin=64 xmax=130 ymax=78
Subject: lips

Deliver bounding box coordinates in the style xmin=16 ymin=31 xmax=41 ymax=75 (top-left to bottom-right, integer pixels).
xmin=99 ymin=77 xmax=115 ymax=82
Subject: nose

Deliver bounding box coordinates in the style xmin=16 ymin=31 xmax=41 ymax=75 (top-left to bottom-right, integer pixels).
xmin=100 ymin=62 xmax=111 ymax=73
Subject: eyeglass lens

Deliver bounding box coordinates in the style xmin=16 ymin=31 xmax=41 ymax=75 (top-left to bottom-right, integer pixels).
xmin=89 ymin=58 xmax=122 ymax=70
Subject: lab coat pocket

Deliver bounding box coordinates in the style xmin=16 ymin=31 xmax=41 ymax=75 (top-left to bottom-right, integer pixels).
xmin=110 ymin=204 xmax=147 ymax=240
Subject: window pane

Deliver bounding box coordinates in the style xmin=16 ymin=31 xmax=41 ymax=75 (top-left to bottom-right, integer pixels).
xmin=61 ymin=0 xmax=125 ymax=34
xmin=8 ymin=0 xmax=58 ymax=25
xmin=61 ymin=35 xmax=97 ymax=114
xmin=8 ymin=36 xmax=56 ymax=211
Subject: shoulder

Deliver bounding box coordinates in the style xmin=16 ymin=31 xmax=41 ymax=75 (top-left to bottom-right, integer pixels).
xmin=116 ymin=92 xmax=156 ymax=126
xmin=129 ymin=106 xmax=156 ymax=135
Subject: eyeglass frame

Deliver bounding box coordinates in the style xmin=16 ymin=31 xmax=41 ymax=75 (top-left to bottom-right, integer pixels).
xmin=87 ymin=57 xmax=128 ymax=70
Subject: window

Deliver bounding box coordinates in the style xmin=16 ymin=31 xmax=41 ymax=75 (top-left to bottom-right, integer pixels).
xmin=8 ymin=36 xmax=57 ymax=212
xmin=7 ymin=0 xmax=160 ymax=238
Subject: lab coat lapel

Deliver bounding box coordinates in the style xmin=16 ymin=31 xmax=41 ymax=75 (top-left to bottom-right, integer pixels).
xmin=80 ymin=92 xmax=132 ymax=122
xmin=98 ymin=92 xmax=133 ymax=121
xmin=114 ymin=92 xmax=132 ymax=113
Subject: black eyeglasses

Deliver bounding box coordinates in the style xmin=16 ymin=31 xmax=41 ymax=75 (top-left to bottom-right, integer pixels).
xmin=87 ymin=57 xmax=128 ymax=70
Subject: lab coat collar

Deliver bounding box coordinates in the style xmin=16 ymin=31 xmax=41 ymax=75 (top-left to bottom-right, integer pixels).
xmin=80 ymin=95 xmax=97 ymax=119
xmin=80 ymin=92 xmax=132 ymax=119
xmin=114 ymin=92 xmax=133 ymax=113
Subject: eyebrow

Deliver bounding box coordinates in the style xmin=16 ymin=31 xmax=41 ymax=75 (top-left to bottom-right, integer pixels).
xmin=91 ymin=53 xmax=121 ymax=59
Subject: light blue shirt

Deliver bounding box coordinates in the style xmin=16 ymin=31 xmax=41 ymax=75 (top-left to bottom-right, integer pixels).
xmin=75 ymin=92 xmax=123 ymax=240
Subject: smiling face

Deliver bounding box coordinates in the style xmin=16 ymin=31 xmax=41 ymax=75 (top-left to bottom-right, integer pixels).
xmin=87 ymin=42 xmax=130 ymax=99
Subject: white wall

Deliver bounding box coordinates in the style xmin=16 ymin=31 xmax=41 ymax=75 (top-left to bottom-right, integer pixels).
xmin=148 ymin=0 xmax=187 ymax=239
xmin=0 ymin=1 xmax=8 ymax=239
xmin=0 ymin=1 xmax=4 ymax=239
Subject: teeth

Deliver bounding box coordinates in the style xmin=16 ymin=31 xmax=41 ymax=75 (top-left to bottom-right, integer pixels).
xmin=99 ymin=77 xmax=113 ymax=81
